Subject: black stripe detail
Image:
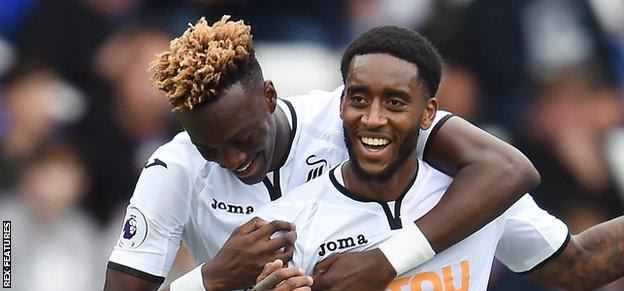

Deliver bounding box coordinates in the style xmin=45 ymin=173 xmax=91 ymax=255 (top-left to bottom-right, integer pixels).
xmin=274 ymin=99 xmax=298 ymax=170
xmin=516 ymin=233 xmax=572 ymax=275
xmin=379 ymin=203 xmax=403 ymax=230
xmin=328 ymin=164 xmax=418 ymax=230
xmin=262 ymin=99 xmax=298 ymax=202
xmin=107 ymin=261 xmax=165 ymax=284
xmin=329 ymin=167 xmax=374 ymax=203
xmin=262 ymin=177 xmax=281 ymax=201
xmin=422 ymin=114 xmax=454 ymax=160
xmin=273 ymin=170 xmax=282 ymax=200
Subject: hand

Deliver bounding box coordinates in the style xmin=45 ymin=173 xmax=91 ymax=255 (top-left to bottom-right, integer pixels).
xmin=202 ymin=217 xmax=297 ymax=290
xmin=312 ymin=249 xmax=396 ymax=291
xmin=253 ymin=259 xmax=313 ymax=291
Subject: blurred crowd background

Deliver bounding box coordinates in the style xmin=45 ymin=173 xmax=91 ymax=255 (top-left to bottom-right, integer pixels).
xmin=1 ymin=0 xmax=623 ymax=290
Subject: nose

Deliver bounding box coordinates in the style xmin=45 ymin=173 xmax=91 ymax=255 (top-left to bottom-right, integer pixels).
xmin=219 ymin=148 xmax=248 ymax=171
xmin=361 ymin=100 xmax=387 ymax=128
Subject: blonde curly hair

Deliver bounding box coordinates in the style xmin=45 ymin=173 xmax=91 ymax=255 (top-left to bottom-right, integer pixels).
xmin=150 ymin=15 xmax=255 ymax=111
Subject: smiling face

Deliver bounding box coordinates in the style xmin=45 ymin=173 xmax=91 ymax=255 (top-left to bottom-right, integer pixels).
xmin=176 ymin=80 xmax=278 ymax=185
xmin=341 ymin=53 xmax=437 ymax=182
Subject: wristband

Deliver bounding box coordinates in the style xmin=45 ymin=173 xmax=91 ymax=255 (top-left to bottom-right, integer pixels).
xmin=378 ymin=223 xmax=435 ymax=276
xmin=170 ymin=263 xmax=206 ymax=291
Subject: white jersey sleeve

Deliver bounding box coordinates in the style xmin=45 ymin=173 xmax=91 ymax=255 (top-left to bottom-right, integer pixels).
xmin=495 ymin=194 xmax=570 ymax=273
xmin=108 ymin=134 xmax=200 ymax=283
xmin=416 ymin=110 xmax=453 ymax=160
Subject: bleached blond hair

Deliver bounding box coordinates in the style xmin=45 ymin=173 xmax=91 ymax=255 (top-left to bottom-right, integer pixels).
xmin=150 ymin=15 xmax=257 ymax=111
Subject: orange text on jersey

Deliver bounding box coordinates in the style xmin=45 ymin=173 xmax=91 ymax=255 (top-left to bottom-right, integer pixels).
xmin=387 ymin=260 xmax=470 ymax=291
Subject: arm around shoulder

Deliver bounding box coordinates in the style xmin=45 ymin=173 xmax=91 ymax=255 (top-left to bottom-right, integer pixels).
xmin=417 ymin=116 xmax=540 ymax=252
xmin=423 ymin=116 xmax=540 ymax=190
xmin=526 ymin=216 xmax=624 ymax=290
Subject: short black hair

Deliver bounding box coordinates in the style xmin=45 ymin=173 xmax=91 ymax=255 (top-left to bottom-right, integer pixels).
xmin=340 ymin=26 xmax=443 ymax=98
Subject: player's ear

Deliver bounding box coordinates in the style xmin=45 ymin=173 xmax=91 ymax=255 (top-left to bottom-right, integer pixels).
xmin=264 ymin=80 xmax=277 ymax=113
xmin=420 ymin=98 xmax=438 ymax=130
xmin=339 ymin=88 xmax=346 ymax=120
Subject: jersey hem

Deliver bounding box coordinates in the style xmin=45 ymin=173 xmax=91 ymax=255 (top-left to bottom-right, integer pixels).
xmin=515 ymin=232 xmax=572 ymax=274
xmin=107 ymin=261 xmax=166 ymax=284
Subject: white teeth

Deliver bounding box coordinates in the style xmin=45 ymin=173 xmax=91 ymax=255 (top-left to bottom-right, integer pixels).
xmin=360 ymin=137 xmax=390 ymax=146
xmin=236 ymin=158 xmax=253 ymax=172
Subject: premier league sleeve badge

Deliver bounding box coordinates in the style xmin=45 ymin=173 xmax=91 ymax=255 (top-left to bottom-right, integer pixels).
xmin=117 ymin=206 xmax=148 ymax=249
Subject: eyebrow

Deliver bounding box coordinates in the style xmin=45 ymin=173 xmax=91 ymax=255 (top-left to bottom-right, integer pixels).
xmin=382 ymin=88 xmax=412 ymax=102
xmin=191 ymin=124 xmax=255 ymax=150
xmin=345 ymin=84 xmax=370 ymax=95
xmin=227 ymin=125 xmax=256 ymax=143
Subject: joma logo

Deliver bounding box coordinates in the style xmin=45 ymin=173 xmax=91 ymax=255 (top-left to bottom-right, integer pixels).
xmin=306 ymin=155 xmax=327 ymax=181
xmin=211 ymin=198 xmax=254 ymax=214
xmin=318 ymin=234 xmax=368 ymax=257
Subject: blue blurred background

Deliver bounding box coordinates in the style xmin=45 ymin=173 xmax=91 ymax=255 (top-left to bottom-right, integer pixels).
xmin=0 ymin=0 xmax=623 ymax=290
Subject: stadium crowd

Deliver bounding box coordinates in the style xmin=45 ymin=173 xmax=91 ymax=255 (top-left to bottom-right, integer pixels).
xmin=0 ymin=0 xmax=623 ymax=290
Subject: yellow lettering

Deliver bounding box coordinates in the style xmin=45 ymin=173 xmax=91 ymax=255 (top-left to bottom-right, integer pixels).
xmin=386 ymin=261 xmax=471 ymax=291
xmin=442 ymin=260 xmax=470 ymax=291
xmin=411 ymin=272 xmax=442 ymax=291
xmin=387 ymin=277 xmax=410 ymax=291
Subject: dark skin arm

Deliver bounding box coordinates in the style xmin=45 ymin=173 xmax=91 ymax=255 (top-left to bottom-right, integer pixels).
xmin=526 ymin=216 xmax=624 ymax=290
xmin=104 ymin=218 xmax=296 ymax=291
xmin=313 ymin=116 xmax=540 ymax=290
xmin=418 ymin=116 xmax=540 ymax=251
xmin=104 ymin=268 xmax=160 ymax=291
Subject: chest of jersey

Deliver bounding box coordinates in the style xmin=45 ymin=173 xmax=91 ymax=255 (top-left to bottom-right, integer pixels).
xmin=298 ymin=204 xmax=504 ymax=291
xmin=185 ymin=144 xmax=347 ymax=261
xmin=289 ymin=165 xmax=505 ymax=291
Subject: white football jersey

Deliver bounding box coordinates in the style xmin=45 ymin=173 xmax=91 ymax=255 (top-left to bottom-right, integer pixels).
xmin=107 ymin=86 xmax=453 ymax=284
xmin=257 ymin=160 xmax=570 ymax=291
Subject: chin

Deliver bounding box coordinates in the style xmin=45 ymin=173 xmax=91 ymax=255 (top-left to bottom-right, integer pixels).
xmin=239 ymin=175 xmax=265 ymax=185
xmin=352 ymin=160 xmax=395 ymax=182
xmin=235 ymin=152 xmax=271 ymax=185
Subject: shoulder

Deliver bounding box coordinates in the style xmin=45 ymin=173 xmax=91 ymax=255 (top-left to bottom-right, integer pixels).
xmin=146 ymin=132 xmax=209 ymax=177
xmin=282 ymin=86 xmax=343 ymax=128
xmin=152 ymin=132 xmax=204 ymax=166
xmin=416 ymin=160 xmax=453 ymax=188
xmin=282 ymin=86 xmax=345 ymax=151
xmin=130 ymin=132 xmax=210 ymax=210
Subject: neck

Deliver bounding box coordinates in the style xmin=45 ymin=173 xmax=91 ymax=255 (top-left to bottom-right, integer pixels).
xmin=342 ymin=151 xmax=419 ymax=202
xmin=268 ymin=105 xmax=291 ymax=172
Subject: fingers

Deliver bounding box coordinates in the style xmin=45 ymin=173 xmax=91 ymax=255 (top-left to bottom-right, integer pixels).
xmin=312 ymin=254 xmax=340 ymax=275
xmin=254 ymin=266 xmax=311 ymax=291
xmin=257 ymin=259 xmax=284 ymax=283
xmin=273 ymin=273 xmax=313 ymax=291
xmin=310 ymin=272 xmax=329 ymax=291
xmin=271 ymin=246 xmax=295 ymax=264
xmin=250 ymin=220 xmax=295 ymax=240
xmin=236 ymin=217 xmax=269 ymax=235
xmin=266 ymin=229 xmax=296 ymax=251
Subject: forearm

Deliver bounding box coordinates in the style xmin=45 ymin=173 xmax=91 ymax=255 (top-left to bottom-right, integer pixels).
xmin=159 ymin=260 xmax=237 ymax=291
xmin=417 ymin=150 xmax=539 ymax=252
xmin=104 ymin=268 xmax=161 ymax=291
xmin=527 ymin=216 xmax=624 ymax=290
xmin=419 ymin=116 xmax=539 ymax=252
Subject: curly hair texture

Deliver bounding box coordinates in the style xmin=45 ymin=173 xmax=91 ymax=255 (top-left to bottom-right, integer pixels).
xmin=150 ymin=15 xmax=258 ymax=111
